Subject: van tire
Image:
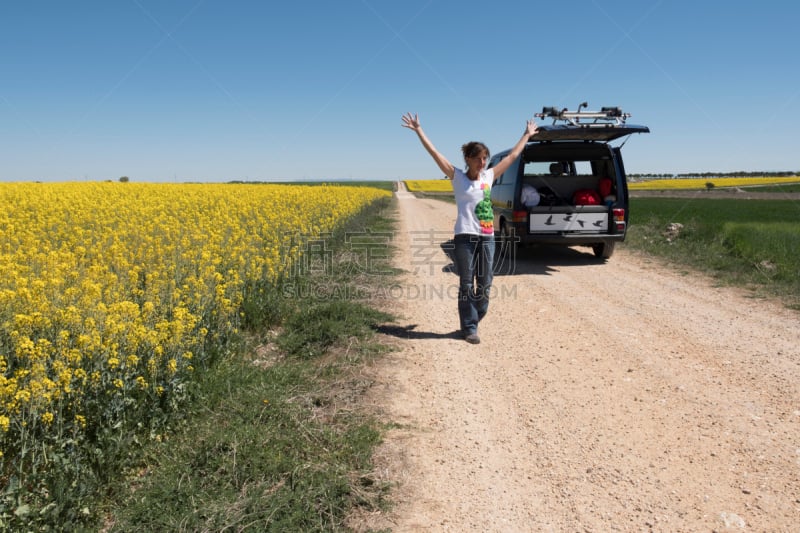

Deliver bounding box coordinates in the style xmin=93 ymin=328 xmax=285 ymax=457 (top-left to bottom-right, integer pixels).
xmin=592 ymin=241 xmax=616 ymax=259
xmin=494 ymin=222 xmax=518 ymax=274
xmin=499 ymin=222 xmax=517 ymax=257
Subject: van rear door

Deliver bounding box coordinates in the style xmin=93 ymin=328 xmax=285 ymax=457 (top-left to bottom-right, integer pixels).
xmin=531 ymin=123 xmax=649 ymax=142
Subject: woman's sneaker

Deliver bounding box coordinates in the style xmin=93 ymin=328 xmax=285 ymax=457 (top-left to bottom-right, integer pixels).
xmin=465 ymin=333 xmax=481 ymax=344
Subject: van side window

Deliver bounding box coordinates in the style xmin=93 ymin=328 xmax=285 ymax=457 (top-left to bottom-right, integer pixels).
xmin=573 ymin=161 xmax=593 ymax=175
xmin=489 ymin=156 xmax=504 ymax=183
xmin=522 ymin=161 xmax=556 ymax=176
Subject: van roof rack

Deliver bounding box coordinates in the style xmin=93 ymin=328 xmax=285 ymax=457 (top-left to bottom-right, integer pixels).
xmin=535 ymin=103 xmax=632 ymax=127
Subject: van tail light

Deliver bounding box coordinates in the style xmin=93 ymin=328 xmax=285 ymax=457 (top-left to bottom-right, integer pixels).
xmin=613 ymin=208 xmax=626 ymax=231
xmin=512 ymin=210 xmax=528 ymax=223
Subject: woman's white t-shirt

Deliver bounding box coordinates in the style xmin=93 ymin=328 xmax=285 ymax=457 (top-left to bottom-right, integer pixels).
xmin=452 ymin=168 xmax=494 ymax=235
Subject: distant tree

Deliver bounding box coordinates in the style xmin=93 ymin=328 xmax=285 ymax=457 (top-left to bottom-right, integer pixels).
xmin=119 ymin=176 xmax=130 ymax=183
xmin=705 ymin=182 xmax=715 ymax=190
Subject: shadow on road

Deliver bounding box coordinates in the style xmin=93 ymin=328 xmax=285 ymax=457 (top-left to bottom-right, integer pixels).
xmin=375 ymin=324 xmax=462 ymax=340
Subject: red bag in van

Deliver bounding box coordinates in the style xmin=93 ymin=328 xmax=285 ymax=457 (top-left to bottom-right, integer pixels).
xmin=573 ymin=189 xmax=602 ymax=205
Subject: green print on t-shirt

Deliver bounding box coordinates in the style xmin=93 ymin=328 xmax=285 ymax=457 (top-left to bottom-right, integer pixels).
xmin=474 ymin=184 xmax=493 ymax=234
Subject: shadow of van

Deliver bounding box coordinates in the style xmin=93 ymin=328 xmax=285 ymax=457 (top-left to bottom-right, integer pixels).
xmin=493 ymin=244 xmax=607 ymax=276
xmin=437 ymin=239 xmax=607 ymax=277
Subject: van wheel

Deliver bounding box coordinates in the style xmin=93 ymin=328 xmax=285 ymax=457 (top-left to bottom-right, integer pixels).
xmin=494 ymin=222 xmax=517 ymax=273
xmin=498 ymin=222 xmax=517 ymax=257
xmin=592 ymin=241 xmax=616 ymax=259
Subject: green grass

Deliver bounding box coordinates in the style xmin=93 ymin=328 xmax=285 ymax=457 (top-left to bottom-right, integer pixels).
xmin=103 ymin=197 xmax=399 ymax=531
xmin=742 ymin=182 xmax=800 ymax=193
xmin=105 ymin=337 xmax=388 ymax=532
xmin=278 ymin=300 xmax=393 ymax=359
xmin=625 ymin=198 xmax=800 ymax=308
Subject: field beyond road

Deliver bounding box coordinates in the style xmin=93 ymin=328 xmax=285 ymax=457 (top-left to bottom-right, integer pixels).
xmin=630 ymin=189 xmax=800 ymax=200
xmin=357 ymin=183 xmax=800 ymax=531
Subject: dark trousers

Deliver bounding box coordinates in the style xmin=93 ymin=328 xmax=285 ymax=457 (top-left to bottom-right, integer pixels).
xmin=453 ymin=233 xmax=494 ymax=335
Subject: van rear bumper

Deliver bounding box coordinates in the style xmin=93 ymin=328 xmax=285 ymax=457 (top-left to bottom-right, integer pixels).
xmin=516 ymin=234 xmax=625 ymax=245
xmin=499 ymin=222 xmax=626 ymax=246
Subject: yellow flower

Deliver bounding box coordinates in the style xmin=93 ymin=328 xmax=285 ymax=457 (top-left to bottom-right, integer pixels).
xmin=14 ymin=390 xmax=31 ymax=404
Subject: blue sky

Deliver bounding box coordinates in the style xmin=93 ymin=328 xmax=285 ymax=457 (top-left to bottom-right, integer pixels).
xmin=2 ymin=1 xmax=798 ymax=182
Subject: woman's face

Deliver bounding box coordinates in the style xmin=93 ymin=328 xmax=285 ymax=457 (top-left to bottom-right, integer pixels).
xmin=467 ymin=151 xmax=489 ymax=173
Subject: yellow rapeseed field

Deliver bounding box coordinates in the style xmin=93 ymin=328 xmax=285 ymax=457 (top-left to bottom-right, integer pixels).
xmin=0 ymin=182 xmax=389 ymax=484
xmin=405 ymin=179 xmax=453 ymax=192
xmin=629 ymin=176 xmax=800 ymax=190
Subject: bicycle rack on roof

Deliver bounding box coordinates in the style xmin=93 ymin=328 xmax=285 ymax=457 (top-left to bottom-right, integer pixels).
xmin=535 ymin=102 xmax=632 ymax=127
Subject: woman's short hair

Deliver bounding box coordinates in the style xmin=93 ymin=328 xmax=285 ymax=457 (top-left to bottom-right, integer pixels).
xmin=461 ymin=141 xmax=489 ymax=162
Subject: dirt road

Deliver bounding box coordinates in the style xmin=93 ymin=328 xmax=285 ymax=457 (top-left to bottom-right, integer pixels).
xmin=359 ymin=184 xmax=800 ymax=532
